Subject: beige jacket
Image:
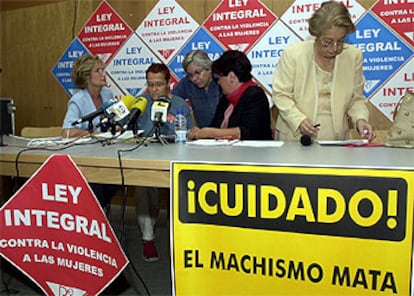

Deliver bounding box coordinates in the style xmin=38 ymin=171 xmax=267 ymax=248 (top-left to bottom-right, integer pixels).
xmin=272 ymin=40 xmax=369 ymax=140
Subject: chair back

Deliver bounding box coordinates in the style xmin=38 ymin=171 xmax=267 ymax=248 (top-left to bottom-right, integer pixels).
xmin=21 ymin=126 xmax=62 ymax=138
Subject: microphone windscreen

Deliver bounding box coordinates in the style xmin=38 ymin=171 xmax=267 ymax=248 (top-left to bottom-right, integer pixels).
xmin=300 ymin=135 xmax=313 ymax=146
xmin=157 ymin=95 xmax=170 ymax=103
xmin=151 ymin=100 xmax=169 ymax=122
xmin=120 ymin=94 xmax=137 ymax=110
xmin=132 ymin=97 xmax=148 ymax=113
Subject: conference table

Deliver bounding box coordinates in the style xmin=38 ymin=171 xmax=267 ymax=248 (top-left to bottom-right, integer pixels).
xmin=0 ymin=136 xmax=413 ymax=189
xmin=1 ymin=136 xmax=413 ymax=295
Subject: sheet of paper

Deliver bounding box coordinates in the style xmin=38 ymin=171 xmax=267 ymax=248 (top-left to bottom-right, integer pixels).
xmin=25 ymin=137 xmax=93 ymax=147
xmin=317 ymin=139 xmax=369 ymax=146
xmin=186 ymin=139 xmax=239 ymax=146
xmin=232 ymin=141 xmax=284 ymax=147
xmin=94 ymin=130 xmax=138 ymax=140
xmin=186 ymin=139 xmax=284 ymax=147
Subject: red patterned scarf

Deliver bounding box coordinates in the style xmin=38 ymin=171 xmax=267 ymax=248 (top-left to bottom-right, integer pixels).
xmin=221 ymin=79 xmax=256 ymax=128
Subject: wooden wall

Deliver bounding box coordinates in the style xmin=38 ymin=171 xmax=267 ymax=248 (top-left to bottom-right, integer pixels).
xmin=0 ymin=0 xmax=387 ymax=136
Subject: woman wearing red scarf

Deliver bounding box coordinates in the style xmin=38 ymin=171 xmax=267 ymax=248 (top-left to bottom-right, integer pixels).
xmin=188 ymin=50 xmax=273 ymax=140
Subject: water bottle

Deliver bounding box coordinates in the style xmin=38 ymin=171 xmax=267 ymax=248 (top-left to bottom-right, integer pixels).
xmin=174 ymin=109 xmax=187 ymax=143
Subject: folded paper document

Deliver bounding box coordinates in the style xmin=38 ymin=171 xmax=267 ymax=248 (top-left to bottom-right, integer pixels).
xmin=186 ymin=139 xmax=284 ymax=147
xmin=317 ymin=139 xmax=369 ymax=146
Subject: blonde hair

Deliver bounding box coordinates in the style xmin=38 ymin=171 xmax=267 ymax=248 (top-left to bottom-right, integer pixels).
xmin=308 ymin=1 xmax=356 ymax=37
xmin=71 ymin=55 xmax=103 ymax=89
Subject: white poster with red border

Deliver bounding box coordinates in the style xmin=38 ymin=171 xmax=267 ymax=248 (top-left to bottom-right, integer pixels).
xmin=203 ymin=0 xmax=277 ymax=52
xmin=106 ymin=33 xmax=162 ymax=97
xmin=369 ymin=56 xmax=413 ymax=121
xmin=280 ymin=0 xmax=366 ymax=41
xmin=136 ymin=0 xmax=199 ymax=64
xmin=0 ymin=154 xmax=128 ymax=296
xmin=248 ymin=20 xmax=302 ymax=95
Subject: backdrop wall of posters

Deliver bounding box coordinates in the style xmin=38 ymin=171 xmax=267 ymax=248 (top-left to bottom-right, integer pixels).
xmin=0 ymin=0 xmax=412 ymax=134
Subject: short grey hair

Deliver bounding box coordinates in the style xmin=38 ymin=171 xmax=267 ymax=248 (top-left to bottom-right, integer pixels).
xmin=308 ymin=0 xmax=356 ymax=37
xmin=182 ymin=50 xmax=212 ymax=72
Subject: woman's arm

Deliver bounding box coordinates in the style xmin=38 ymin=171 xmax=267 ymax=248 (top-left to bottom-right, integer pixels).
xmin=188 ymin=126 xmax=240 ymax=140
xmin=272 ymin=46 xmax=308 ymax=134
xmin=61 ymin=127 xmax=92 ymax=138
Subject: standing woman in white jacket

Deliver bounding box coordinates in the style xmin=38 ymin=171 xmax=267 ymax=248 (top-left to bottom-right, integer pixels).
xmin=272 ymin=0 xmax=375 ymax=142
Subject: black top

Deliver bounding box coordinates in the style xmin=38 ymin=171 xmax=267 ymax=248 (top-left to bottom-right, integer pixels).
xmin=210 ymin=86 xmax=273 ymax=140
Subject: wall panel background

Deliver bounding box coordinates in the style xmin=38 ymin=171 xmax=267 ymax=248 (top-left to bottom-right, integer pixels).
xmin=1 ymin=0 xmax=387 ymax=135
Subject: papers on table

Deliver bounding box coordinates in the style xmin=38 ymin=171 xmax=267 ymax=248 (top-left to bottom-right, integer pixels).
xmin=186 ymin=139 xmax=238 ymax=146
xmin=317 ymin=139 xmax=369 ymax=146
xmin=25 ymin=137 xmax=92 ymax=147
xmin=10 ymin=130 xmax=138 ymax=147
xmin=93 ymin=130 xmax=138 ymax=140
xmin=186 ymin=139 xmax=284 ymax=147
xmin=233 ymin=141 xmax=284 ymax=147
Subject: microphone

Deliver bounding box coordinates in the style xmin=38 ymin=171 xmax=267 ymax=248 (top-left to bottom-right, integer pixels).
xmin=122 ymin=96 xmax=148 ymax=130
xmin=71 ymin=99 xmax=116 ymax=126
xmin=300 ymin=134 xmax=314 ymax=146
xmin=103 ymin=94 xmax=136 ymax=123
xmin=120 ymin=94 xmax=137 ymax=110
xmin=71 ymin=95 xmax=136 ymax=126
xmin=151 ymin=96 xmax=170 ymax=123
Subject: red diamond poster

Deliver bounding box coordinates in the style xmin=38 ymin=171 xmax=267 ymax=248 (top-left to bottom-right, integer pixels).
xmin=78 ymin=0 xmax=133 ymax=63
xmin=371 ymin=0 xmax=414 ymax=47
xmin=203 ymin=0 xmax=277 ymax=52
xmin=0 ymin=154 xmax=128 ymax=296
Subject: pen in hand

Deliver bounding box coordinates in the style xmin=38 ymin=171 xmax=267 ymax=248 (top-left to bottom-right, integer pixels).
xmin=309 ymin=123 xmax=320 ymax=135
xmin=300 ymin=120 xmax=320 ymax=136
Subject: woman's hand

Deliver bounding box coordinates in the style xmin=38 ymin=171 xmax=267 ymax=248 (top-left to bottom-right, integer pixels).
xmin=190 ymin=127 xmax=216 ymax=139
xmin=187 ymin=127 xmax=201 ymax=140
xmin=299 ymin=118 xmax=319 ymax=137
xmin=356 ymin=119 xmax=376 ymax=142
xmin=188 ymin=127 xmax=240 ymax=140
xmin=61 ymin=128 xmax=91 ymax=138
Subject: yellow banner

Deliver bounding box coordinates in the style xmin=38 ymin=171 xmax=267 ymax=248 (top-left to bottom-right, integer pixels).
xmin=171 ymin=163 xmax=413 ymax=295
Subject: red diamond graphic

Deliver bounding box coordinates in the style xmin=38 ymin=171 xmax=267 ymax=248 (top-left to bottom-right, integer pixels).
xmin=159 ymin=49 xmax=176 ymax=60
xmin=77 ymin=0 xmax=133 ymax=63
xmin=0 ymin=154 xmax=128 ymax=295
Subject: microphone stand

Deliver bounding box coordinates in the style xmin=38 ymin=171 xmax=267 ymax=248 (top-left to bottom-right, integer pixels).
xmin=153 ymin=121 xmax=168 ymax=145
xmin=88 ymin=119 xmax=94 ymax=134
xmin=0 ymin=134 xmax=5 ymax=147
xmin=125 ymin=111 xmax=140 ymax=137
xmin=109 ymin=119 xmax=117 ymax=136
xmin=132 ymin=123 xmax=138 ymax=137
xmin=130 ymin=119 xmax=141 ymax=138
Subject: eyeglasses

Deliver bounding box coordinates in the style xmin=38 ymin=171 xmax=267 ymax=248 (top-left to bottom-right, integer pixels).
xmin=146 ymin=81 xmax=167 ymax=88
xmin=187 ymin=68 xmax=206 ymax=79
xmin=319 ymin=38 xmax=345 ymax=48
